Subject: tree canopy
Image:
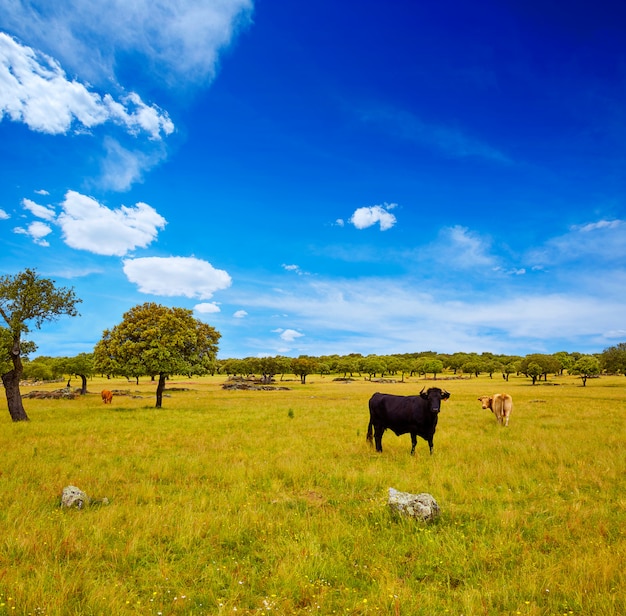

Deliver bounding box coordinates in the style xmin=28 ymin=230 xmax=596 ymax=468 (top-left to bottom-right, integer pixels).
xmin=93 ymin=302 xmax=220 ymax=408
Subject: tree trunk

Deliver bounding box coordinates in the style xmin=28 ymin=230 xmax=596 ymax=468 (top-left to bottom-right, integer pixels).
xmin=155 ymin=373 xmax=167 ymax=408
xmin=2 ymin=352 xmax=29 ymax=422
xmin=79 ymin=374 xmax=88 ymax=395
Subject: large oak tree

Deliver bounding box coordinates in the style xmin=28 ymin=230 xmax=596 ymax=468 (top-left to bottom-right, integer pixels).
xmin=93 ymin=302 xmax=220 ymax=408
xmin=0 ymin=269 xmax=81 ymax=421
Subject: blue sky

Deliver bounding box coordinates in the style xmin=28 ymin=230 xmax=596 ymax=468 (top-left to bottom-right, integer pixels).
xmin=1 ymin=0 xmax=625 ymax=360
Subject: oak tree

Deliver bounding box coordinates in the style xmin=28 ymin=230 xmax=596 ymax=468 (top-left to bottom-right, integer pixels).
xmin=0 ymin=269 xmax=81 ymax=421
xmin=63 ymin=353 xmax=95 ymax=394
xmin=571 ymin=355 xmax=600 ymax=386
xmin=93 ymin=302 xmax=220 ymax=408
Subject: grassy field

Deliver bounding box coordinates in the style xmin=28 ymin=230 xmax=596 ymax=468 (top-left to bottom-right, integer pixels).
xmin=0 ymin=372 xmax=624 ymax=615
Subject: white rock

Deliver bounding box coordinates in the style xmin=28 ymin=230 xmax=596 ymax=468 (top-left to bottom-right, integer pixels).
xmin=388 ymin=487 xmax=440 ymax=522
xmin=60 ymin=485 xmax=90 ymax=509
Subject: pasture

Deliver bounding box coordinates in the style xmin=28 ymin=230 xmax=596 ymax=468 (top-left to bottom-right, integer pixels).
xmin=0 ymin=373 xmax=624 ymax=615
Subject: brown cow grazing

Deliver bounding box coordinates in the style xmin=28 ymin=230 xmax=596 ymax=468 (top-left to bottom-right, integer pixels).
xmin=478 ymin=394 xmax=512 ymax=426
xmin=101 ymin=390 xmax=113 ymax=404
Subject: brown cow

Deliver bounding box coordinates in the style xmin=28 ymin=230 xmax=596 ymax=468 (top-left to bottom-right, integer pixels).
xmin=101 ymin=390 xmax=113 ymax=404
xmin=478 ymin=393 xmax=513 ymax=426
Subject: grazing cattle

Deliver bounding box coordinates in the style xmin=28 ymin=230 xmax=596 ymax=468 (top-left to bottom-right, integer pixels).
xmin=367 ymin=387 xmax=451 ymax=455
xmin=101 ymin=390 xmax=113 ymax=404
xmin=478 ymin=393 xmax=513 ymax=426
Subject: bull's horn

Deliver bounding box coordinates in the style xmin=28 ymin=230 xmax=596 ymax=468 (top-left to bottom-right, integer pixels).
xmin=420 ymin=387 xmax=425 ymax=394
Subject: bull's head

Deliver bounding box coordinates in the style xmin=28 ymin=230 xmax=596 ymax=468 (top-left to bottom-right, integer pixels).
xmin=477 ymin=396 xmax=492 ymax=410
xmin=420 ymin=387 xmax=451 ymax=414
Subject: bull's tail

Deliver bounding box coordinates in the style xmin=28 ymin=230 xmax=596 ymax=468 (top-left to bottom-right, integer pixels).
xmin=366 ymin=419 xmax=374 ymax=445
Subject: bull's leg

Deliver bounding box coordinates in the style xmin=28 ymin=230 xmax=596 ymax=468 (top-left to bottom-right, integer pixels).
xmin=428 ymin=439 xmax=434 ymax=455
xmin=374 ymin=425 xmax=384 ymax=452
xmin=410 ymin=433 xmax=417 ymax=455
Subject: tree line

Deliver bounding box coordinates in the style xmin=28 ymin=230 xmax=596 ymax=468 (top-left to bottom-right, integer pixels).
xmin=2 ymin=269 xmax=626 ymax=422
xmin=21 ymin=346 xmax=619 ymax=388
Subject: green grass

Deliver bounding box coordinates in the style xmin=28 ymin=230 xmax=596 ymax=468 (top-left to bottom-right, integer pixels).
xmin=0 ymin=374 xmax=624 ymax=615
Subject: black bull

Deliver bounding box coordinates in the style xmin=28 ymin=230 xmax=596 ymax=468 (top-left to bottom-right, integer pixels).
xmin=367 ymin=388 xmax=451 ymax=455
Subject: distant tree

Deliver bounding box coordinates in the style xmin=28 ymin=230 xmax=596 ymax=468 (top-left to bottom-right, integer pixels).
xmin=63 ymin=352 xmax=95 ymax=394
xmin=205 ymin=358 xmax=219 ymax=376
xmin=21 ymin=355 xmax=66 ymax=382
xmin=0 ymin=269 xmax=81 ymax=421
xmin=292 ymin=355 xmax=317 ymax=384
xmin=94 ymin=303 xmax=220 ymax=408
xmin=519 ymin=354 xmax=561 ymax=383
xmin=22 ymin=356 xmax=55 ymax=382
xmin=336 ymin=357 xmax=358 ymax=378
xmin=257 ymin=356 xmax=281 ymax=384
xmin=274 ymin=356 xmax=292 ymax=381
xmin=461 ymin=359 xmax=483 ymax=378
xmin=317 ymin=362 xmax=331 ymax=377
xmin=423 ymin=358 xmax=444 ymax=380
xmin=483 ymin=359 xmax=501 ymax=379
xmin=383 ymin=356 xmax=402 ymax=377
xmin=447 ymin=352 xmax=470 ymax=374
xmin=501 ymin=360 xmax=518 ymax=381
xmin=571 ymin=355 xmax=601 ymax=386
xmin=600 ymin=342 xmax=626 ymax=374
xmin=220 ymin=358 xmax=246 ymax=377
xmin=553 ymin=351 xmax=573 ymax=375
xmin=361 ymin=356 xmax=386 ymax=380
xmin=525 ymin=362 xmax=543 ymax=385
xmin=319 ymin=355 xmax=339 ymax=374
xmin=396 ymin=357 xmax=413 ymax=382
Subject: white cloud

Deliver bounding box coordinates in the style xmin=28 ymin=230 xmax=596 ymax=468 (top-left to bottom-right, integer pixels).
xmin=0 ymin=0 xmax=254 ymax=88
xmin=57 ymin=190 xmax=167 ymax=256
xmin=417 ymin=225 xmax=497 ymax=271
xmin=576 ymin=219 xmax=621 ymax=233
xmin=437 ymin=225 xmax=496 ymax=269
xmin=22 ymin=198 xmax=56 ymax=221
xmin=228 ymin=271 xmax=626 ymax=356
xmin=123 ymin=256 xmax=232 ymax=299
xmin=34 ymin=189 xmax=49 ymax=195
xmin=528 ymin=218 xmax=626 ymax=266
xmin=103 ymin=92 xmax=174 ymax=139
xmin=349 ymin=203 xmax=397 ymax=231
xmin=194 ymin=302 xmax=221 ymax=314
xmin=0 ymin=32 xmax=173 ymax=138
xmin=283 ymin=264 xmax=308 ymax=276
xmin=99 ymin=137 xmax=166 ymax=191
xmin=278 ymin=329 xmax=304 ymax=342
xmin=0 ymin=208 xmax=9 ymax=220
xmin=233 ymin=310 xmax=248 ymax=318
xmin=13 ymin=220 xmax=52 ymax=246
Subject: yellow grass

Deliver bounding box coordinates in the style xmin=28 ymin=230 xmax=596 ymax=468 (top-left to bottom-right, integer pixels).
xmin=0 ymin=373 xmax=624 ymax=615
